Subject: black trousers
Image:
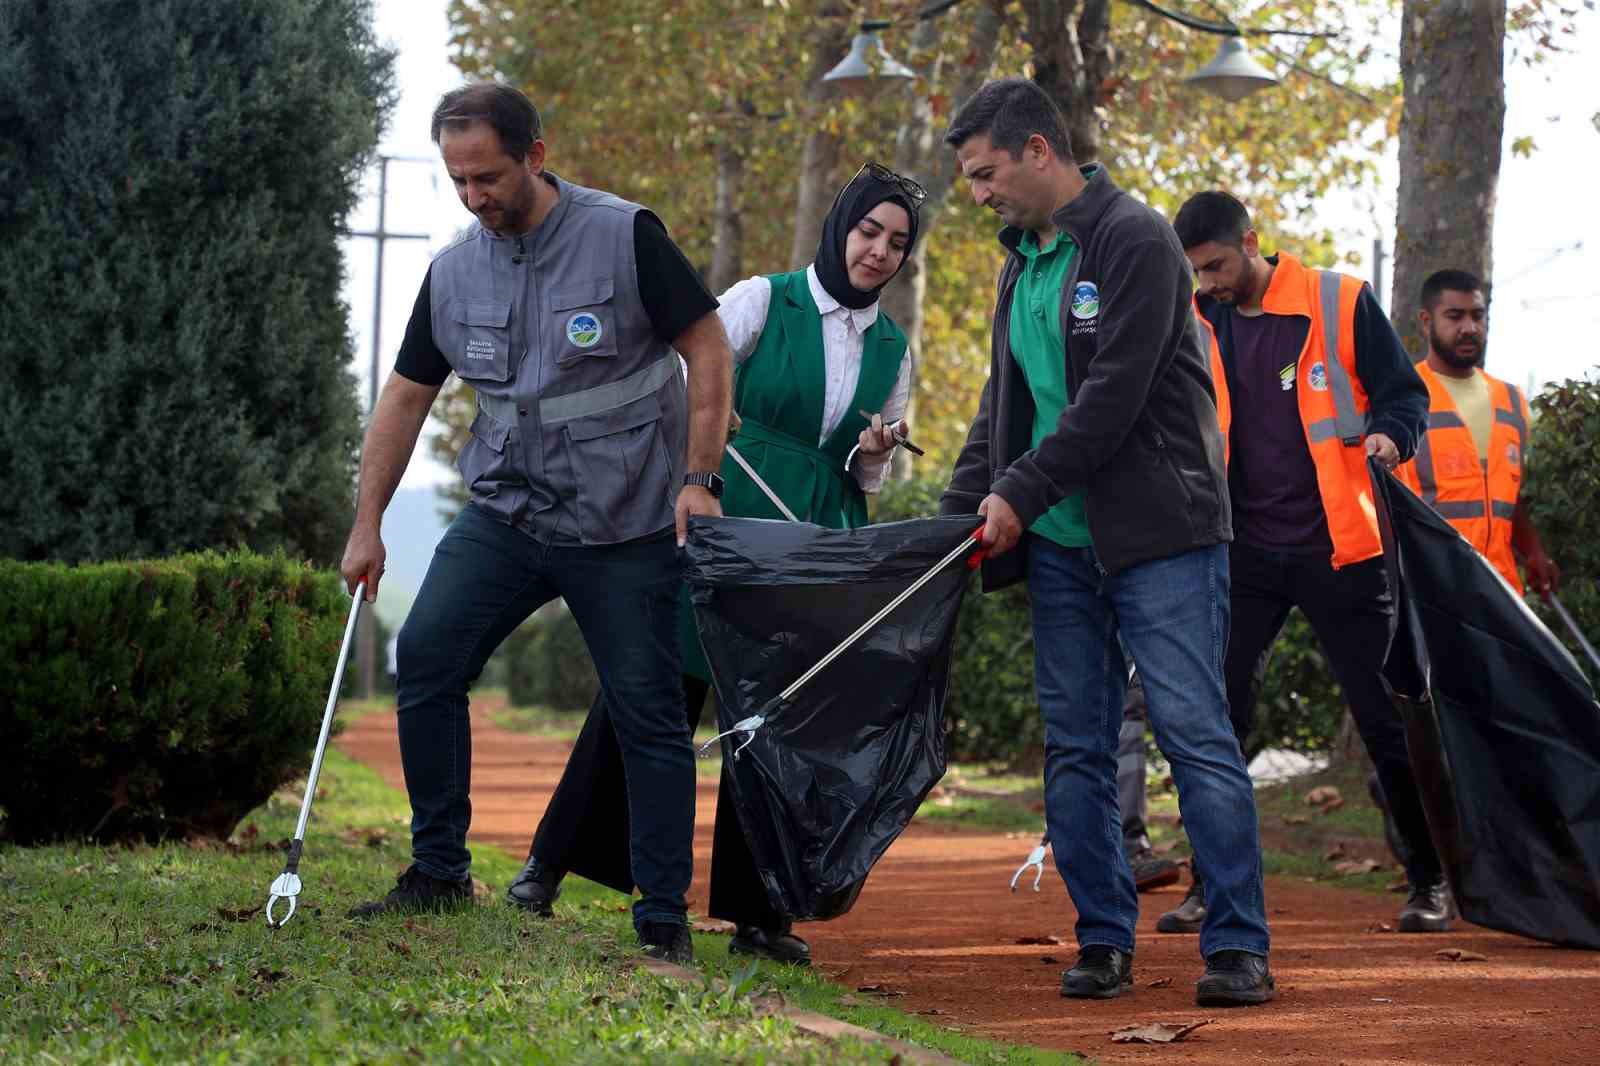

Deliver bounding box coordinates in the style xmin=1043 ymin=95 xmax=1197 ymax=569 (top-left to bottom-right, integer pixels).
xmin=1225 ymin=542 xmax=1442 ymax=888
xmin=528 ymin=676 xmax=785 ymax=929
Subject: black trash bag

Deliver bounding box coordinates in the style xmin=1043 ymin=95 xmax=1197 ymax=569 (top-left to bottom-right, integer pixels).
xmin=1373 ymin=461 xmax=1600 ymax=948
xmin=684 ymin=514 xmax=978 ymax=921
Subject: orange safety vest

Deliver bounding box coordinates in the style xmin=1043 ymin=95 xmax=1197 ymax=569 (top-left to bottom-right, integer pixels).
xmin=1395 ymin=362 xmax=1529 ymax=592
xmin=1197 ymin=253 xmax=1380 ymax=568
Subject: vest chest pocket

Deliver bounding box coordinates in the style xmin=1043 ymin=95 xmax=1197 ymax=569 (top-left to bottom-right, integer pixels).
xmin=551 ymin=277 xmax=620 ymax=365
xmin=450 ymin=299 xmax=513 ymax=382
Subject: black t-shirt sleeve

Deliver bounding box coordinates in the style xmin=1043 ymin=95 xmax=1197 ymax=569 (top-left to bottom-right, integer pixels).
xmin=633 ymin=211 xmax=718 ymax=343
xmin=1352 ymin=284 xmax=1428 ymax=460
xmin=394 ymin=266 xmax=452 ymax=387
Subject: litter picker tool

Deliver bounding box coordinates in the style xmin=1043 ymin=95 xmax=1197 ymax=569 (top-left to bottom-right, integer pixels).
xmin=698 ymin=524 xmax=989 ymax=760
xmin=1010 ymin=833 xmax=1050 ymax=892
xmin=725 ymin=442 xmax=800 ymax=523
xmin=1543 ymin=589 xmax=1600 ymax=675
xmin=265 ymin=580 xmax=366 ymax=928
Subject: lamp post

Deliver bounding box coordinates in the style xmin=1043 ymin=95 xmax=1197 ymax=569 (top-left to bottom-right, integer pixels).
xmin=822 ymin=0 xmax=1333 ymax=101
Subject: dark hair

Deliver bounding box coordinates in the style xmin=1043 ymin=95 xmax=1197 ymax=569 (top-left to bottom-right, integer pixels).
xmin=1173 ymin=191 xmax=1251 ymax=250
xmin=943 ymin=78 xmax=1073 ymax=162
xmin=1421 ymin=268 xmax=1484 ymax=310
xmin=430 ymin=83 xmax=542 ymax=161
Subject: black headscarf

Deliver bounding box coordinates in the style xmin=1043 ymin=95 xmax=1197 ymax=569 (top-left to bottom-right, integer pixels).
xmin=813 ymin=168 xmax=922 ymax=311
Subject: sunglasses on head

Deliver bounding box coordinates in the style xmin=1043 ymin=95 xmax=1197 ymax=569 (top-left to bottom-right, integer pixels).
xmin=834 ymin=161 xmax=928 ymax=210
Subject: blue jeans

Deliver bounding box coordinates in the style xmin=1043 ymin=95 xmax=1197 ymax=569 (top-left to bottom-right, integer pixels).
xmin=395 ymin=503 xmax=694 ymax=929
xmin=1028 ymin=537 xmax=1269 ymax=959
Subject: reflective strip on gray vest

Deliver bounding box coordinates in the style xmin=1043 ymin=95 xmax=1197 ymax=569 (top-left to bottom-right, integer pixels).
xmin=1304 ymin=271 xmax=1367 ymax=448
xmin=539 ymin=354 xmax=679 ymax=423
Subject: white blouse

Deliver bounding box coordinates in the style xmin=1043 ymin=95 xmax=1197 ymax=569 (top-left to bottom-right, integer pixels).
xmin=715 ymin=265 xmax=913 ymax=493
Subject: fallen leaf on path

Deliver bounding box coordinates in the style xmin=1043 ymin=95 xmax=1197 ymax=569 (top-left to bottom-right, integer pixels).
xmin=470 ymin=877 xmax=492 ymax=900
xmin=918 ymin=1007 xmax=946 ymax=1016
xmin=856 ymin=983 xmax=906 ymax=997
xmin=752 ymin=992 xmax=786 ymax=1014
xmin=1322 ymin=845 xmax=1347 ymax=862
xmin=1111 ymin=1019 xmax=1211 ymax=1044
xmin=1147 ymin=977 xmax=1173 ymax=989
xmin=1333 ymin=859 xmax=1383 ymax=876
xmin=1434 ymin=948 xmax=1488 ymax=962
xmin=1304 ymin=785 xmax=1342 ymax=807
xmin=1366 ymin=922 xmax=1395 ymax=933
xmin=1319 ymin=796 xmax=1345 ymax=813
xmin=1371 ymin=997 xmax=1392 ymax=1003
xmin=691 ymin=919 xmax=736 ymax=934
xmin=1281 ymin=814 xmax=1310 ymax=826
xmin=1014 ymin=934 xmax=1065 ymax=945
xmin=1040 ymin=956 xmax=1059 ymax=964
xmin=216 ymin=904 xmax=262 ymax=922
xmin=818 ymin=966 xmax=853 ymax=979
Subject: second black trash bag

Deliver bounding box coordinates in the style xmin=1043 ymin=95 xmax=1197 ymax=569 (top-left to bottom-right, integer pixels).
xmin=1373 ymin=461 xmax=1600 ymax=948
xmin=684 ymin=514 xmax=978 ymax=921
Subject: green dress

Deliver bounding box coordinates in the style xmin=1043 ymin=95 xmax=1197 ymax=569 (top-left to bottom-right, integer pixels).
xmin=681 ymin=269 xmax=908 ymax=681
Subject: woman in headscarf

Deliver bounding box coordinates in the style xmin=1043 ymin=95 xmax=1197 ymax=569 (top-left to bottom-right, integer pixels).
xmin=510 ymin=163 xmax=925 ymax=967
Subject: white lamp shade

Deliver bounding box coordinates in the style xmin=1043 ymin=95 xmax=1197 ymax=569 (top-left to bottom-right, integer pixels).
xmin=1185 ymin=37 xmax=1278 ymax=101
xmin=822 ymin=31 xmax=917 ymax=88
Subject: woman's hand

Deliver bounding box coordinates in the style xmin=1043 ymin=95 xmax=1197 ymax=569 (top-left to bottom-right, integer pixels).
xmin=857 ymin=413 xmax=906 ymax=458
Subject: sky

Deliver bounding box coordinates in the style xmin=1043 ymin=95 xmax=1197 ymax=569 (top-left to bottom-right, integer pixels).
xmin=341 ymin=1 xmax=1600 ymax=491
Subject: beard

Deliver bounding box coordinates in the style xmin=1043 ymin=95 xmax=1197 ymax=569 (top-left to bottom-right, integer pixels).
xmin=1429 ymin=325 xmax=1484 ymax=370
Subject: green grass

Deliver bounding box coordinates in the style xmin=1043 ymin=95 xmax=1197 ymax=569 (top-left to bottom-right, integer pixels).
xmin=0 ymin=748 xmax=1076 ymax=1064
xmin=489 ymin=702 xmax=585 ymax=742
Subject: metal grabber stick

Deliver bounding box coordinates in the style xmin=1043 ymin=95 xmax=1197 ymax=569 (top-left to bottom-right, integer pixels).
xmin=1010 ymin=833 xmax=1051 ymax=893
xmin=1543 ymin=589 xmax=1600 ymax=675
xmin=265 ymin=580 xmax=366 ymax=928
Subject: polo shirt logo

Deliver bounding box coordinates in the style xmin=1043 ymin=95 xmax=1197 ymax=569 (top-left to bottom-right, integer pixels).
xmin=1308 ymin=361 xmax=1329 ymax=392
xmin=1071 ymin=281 xmax=1100 ymax=319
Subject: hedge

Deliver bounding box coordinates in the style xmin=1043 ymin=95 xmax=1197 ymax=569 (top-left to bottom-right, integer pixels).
xmin=0 ymin=551 xmax=349 ymax=843
xmin=501 ymin=602 xmax=600 ymax=713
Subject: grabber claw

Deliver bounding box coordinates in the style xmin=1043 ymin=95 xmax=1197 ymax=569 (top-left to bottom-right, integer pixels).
xmin=1010 ymin=833 xmax=1050 ymax=893
xmin=266 ymin=871 xmax=302 ymax=928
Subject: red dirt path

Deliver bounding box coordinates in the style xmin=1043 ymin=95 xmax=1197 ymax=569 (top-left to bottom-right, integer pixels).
xmin=336 ymin=703 xmax=1600 ymax=1065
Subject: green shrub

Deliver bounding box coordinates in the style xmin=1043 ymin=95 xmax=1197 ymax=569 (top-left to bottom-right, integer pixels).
xmin=873 ymin=478 xmax=1347 ymax=763
xmin=502 ymin=603 xmax=600 ymax=712
xmin=0 ymin=0 xmax=394 ymax=565
xmin=1523 ymin=373 xmax=1600 ymax=677
xmin=0 ymin=551 xmax=349 ymax=843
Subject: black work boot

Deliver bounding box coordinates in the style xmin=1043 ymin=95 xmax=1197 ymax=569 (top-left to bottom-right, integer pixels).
xmin=729 ymin=923 xmax=811 ymax=966
xmin=637 ymin=920 xmax=694 ymax=966
xmin=1196 ymin=949 xmax=1276 ymax=1006
xmin=505 ymin=855 xmax=563 ymax=917
xmin=1156 ymin=877 xmax=1206 ymax=933
xmin=1398 ymin=878 xmax=1455 ymax=932
xmin=347 ymin=865 xmax=472 ymax=919
xmin=1129 ymin=848 xmax=1182 ymax=893
xmin=1060 ymin=945 xmax=1134 ymax=999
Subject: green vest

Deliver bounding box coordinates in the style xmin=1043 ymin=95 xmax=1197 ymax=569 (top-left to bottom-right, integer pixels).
xmin=681 ymin=269 xmax=907 ymax=680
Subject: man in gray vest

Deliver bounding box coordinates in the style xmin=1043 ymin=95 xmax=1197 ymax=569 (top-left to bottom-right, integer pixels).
xmin=340 ymin=83 xmax=732 ymax=966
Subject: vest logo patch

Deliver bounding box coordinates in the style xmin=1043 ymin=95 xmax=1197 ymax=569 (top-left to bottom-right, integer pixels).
xmin=465 ymin=338 xmax=498 ymax=361
xmin=1308 ymin=361 xmax=1329 ymax=392
xmin=1071 ymin=281 xmax=1099 ymax=320
xmin=1278 ymin=362 xmax=1296 ymax=392
xmin=1507 ymin=442 xmax=1521 ymax=467
xmin=566 ymin=312 xmax=603 ymax=348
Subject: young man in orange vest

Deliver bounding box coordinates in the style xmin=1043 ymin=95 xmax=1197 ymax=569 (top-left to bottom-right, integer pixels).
xmin=1171 ymin=191 xmax=1452 ymax=934
xmin=1395 ymin=269 xmax=1560 ymax=595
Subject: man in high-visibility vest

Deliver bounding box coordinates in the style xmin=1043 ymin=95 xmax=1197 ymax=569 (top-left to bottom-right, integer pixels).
xmin=1170 ymin=191 xmax=1452 ymax=934
xmin=1395 ymin=269 xmax=1560 ymax=595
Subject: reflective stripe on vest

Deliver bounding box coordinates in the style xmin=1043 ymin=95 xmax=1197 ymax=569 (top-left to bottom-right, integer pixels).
xmin=1308 ymin=271 xmax=1367 ymax=447
xmin=476 ymin=353 xmax=680 ymax=426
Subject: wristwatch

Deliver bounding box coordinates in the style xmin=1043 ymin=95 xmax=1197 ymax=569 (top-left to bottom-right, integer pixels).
xmin=683 ymin=471 xmax=725 ymax=498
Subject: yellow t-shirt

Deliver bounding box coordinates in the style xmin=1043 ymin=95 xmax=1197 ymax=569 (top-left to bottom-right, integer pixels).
xmin=1435 ymin=368 xmax=1493 ymax=461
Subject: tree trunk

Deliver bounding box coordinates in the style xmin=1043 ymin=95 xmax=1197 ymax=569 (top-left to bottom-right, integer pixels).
xmin=1389 ymin=0 xmax=1506 ymax=350
xmin=879 ymin=0 xmax=1007 ymax=477
xmin=1020 ymin=0 xmax=1114 ymax=164
xmin=709 ymin=135 xmax=745 ymax=294
xmin=789 ymin=13 xmax=853 ymax=269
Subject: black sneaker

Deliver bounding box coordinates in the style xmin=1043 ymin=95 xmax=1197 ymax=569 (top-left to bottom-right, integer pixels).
xmin=506 ymin=855 xmax=562 ymax=917
xmin=1060 ymin=945 xmax=1133 ymax=999
xmin=1129 ymin=849 xmax=1182 ymax=893
xmin=638 ymin=920 xmax=694 ymax=966
xmin=1156 ymin=878 xmax=1206 ymax=933
xmin=347 ymin=865 xmax=472 ymax=919
xmin=729 ymin=924 xmax=811 ymax=966
xmin=1397 ymin=878 xmax=1455 ymax=932
xmin=1196 ymin=949 xmax=1275 ymax=1006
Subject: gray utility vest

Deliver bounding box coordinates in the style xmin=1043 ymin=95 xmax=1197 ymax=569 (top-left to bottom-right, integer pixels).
xmin=429 ymin=174 xmax=687 ymax=545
